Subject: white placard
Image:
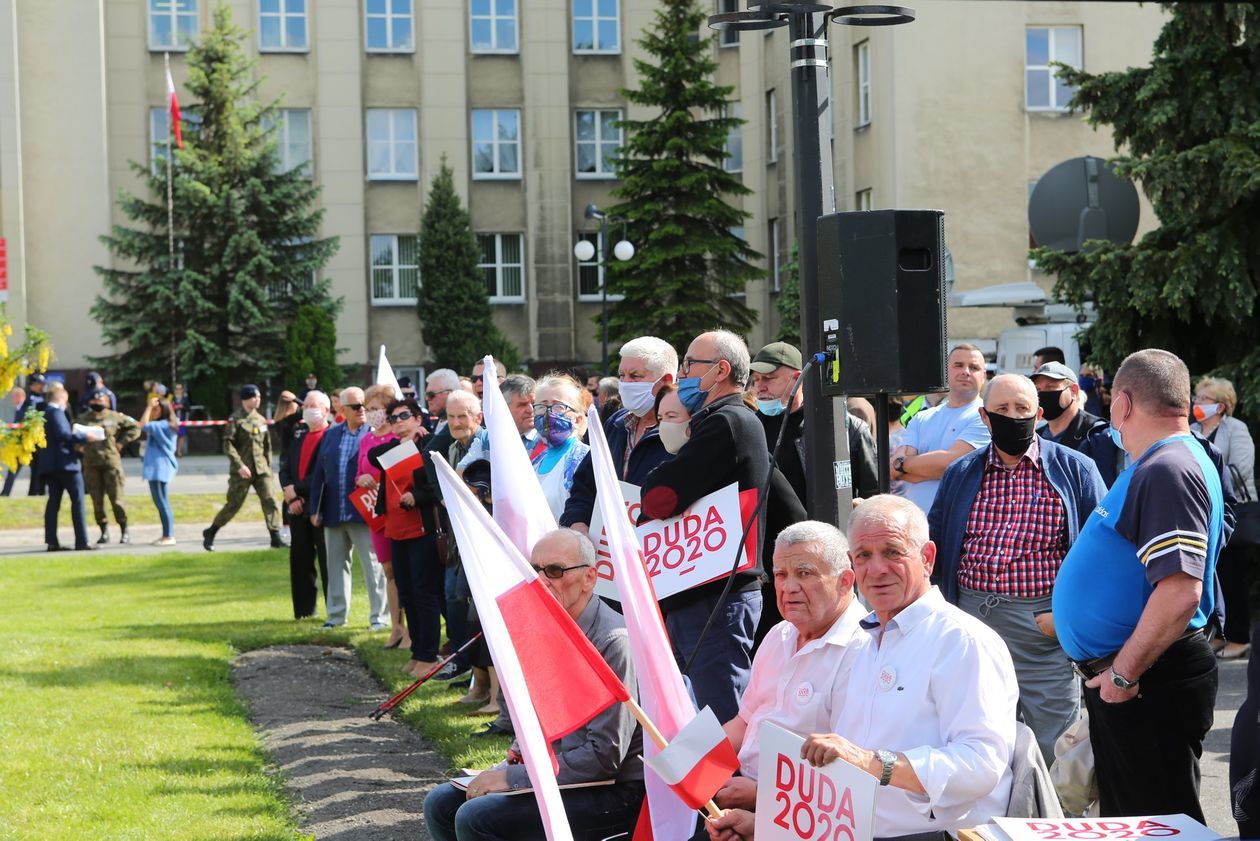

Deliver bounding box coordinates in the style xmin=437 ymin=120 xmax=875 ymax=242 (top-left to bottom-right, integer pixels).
xmin=754 ymin=722 xmax=877 ymax=841
xmin=590 ymin=481 xmax=756 ymax=601
xmin=73 ymin=423 xmax=106 ymax=442
xmin=991 ymin=815 xmax=1221 ymax=841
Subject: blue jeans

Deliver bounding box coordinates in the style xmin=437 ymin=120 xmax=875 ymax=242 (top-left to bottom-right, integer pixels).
xmin=423 ymin=780 xmax=644 ymax=841
xmin=445 ymin=564 xmax=470 ymax=667
xmin=148 ymin=480 xmax=173 ymax=537
xmin=392 ymin=535 xmax=444 ymax=662
xmin=664 ymin=588 xmax=761 ymax=724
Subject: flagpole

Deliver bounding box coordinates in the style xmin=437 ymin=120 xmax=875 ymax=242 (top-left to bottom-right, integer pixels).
xmin=164 ymin=51 xmax=177 ymax=388
xmin=622 ymin=697 xmax=723 ymax=819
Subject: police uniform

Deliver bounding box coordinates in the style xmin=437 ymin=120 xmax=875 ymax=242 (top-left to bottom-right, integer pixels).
xmin=79 ymin=390 xmax=141 ymax=544
xmin=203 ymin=385 xmax=284 ymax=550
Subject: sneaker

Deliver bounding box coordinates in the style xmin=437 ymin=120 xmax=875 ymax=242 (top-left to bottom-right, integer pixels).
xmin=473 ymin=722 xmax=513 ymax=738
xmin=432 ymin=663 xmax=471 ymax=683
xmin=320 ymin=621 xmax=343 ymax=630
xmin=151 ymin=536 xmax=177 ymax=546
xmin=369 ymin=621 xmax=390 ymax=632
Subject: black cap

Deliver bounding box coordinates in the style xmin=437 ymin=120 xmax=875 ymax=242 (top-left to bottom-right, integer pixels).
xmin=397 ymin=376 xmax=413 ymax=390
xmin=463 ymin=459 xmax=492 ymax=495
xmin=240 ymin=384 xmax=260 ymax=400
xmin=28 ymin=373 xmax=45 ymax=385
xmin=87 ymin=388 xmax=110 ymax=402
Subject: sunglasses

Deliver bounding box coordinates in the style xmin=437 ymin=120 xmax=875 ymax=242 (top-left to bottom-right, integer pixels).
xmin=387 ymin=411 xmax=414 ymax=423
xmin=343 ymin=403 xmax=365 ymax=411
xmin=531 ymin=563 xmax=591 ymax=580
xmin=426 ymin=389 xmax=453 ymax=400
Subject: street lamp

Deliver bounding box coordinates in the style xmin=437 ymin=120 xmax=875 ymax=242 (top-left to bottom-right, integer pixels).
xmin=574 ymin=202 xmax=634 ymax=373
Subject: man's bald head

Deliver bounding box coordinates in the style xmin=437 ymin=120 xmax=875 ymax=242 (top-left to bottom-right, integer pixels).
xmin=983 ymin=373 xmax=1038 ymax=414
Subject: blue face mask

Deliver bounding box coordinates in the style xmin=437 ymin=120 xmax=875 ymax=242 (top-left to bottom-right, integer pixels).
xmin=756 ymin=398 xmax=786 ymax=417
xmin=1078 ymin=375 xmax=1097 ymax=392
xmin=1109 ymin=423 xmax=1124 ymax=452
xmin=534 ymin=410 xmax=575 ymax=448
xmin=676 ymin=376 xmax=709 ymax=414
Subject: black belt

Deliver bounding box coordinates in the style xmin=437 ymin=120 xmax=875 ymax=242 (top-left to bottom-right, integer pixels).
xmin=1070 ymin=627 xmax=1205 ymax=681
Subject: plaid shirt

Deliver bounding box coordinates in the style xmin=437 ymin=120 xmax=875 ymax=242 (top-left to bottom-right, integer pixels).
xmin=956 ymin=437 xmax=1068 ymax=598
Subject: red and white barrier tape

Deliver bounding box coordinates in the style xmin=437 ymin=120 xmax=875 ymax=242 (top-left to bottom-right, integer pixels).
xmin=5 ymin=418 xmax=277 ymax=429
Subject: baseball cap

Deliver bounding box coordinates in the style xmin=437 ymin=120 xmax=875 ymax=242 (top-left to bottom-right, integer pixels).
xmin=751 ymin=342 xmax=803 ymax=374
xmin=87 ymin=388 xmax=111 ymax=402
xmin=240 ymin=384 xmax=261 ymax=400
xmin=1032 ymin=362 xmax=1076 ymax=383
xmin=28 ymin=373 xmax=45 ymax=385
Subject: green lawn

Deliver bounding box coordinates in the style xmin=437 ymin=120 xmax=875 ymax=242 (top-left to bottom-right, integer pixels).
xmin=0 ymin=549 xmax=507 ymax=840
xmin=0 ymin=493 xmax=244 ymax=531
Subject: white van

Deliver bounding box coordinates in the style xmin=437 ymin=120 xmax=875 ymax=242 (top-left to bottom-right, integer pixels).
xmin=948 ymin=282 xmax=1093 ymax=375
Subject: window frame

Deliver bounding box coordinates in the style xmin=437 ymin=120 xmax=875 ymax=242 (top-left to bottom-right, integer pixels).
xmin=572 ymin=0 xmax=620 ymax=55
xmin=766 ymin=89 xmax=778 ymax=165
xmin=717 ymin=0 xmax=739 ymax=47
xmin=258 ymin=0 xmax=309 ymax=53
xmin=1025 ymin=25 xmax=1083 ymax=112
xmin=574 ymin=108 xmax=623 ymax=180
xmin=369 ymin=233 xmax=419 ymax=306
xmin=262 ymin=107 xmax=314 ymax=177
xmin=477 ymin=232 xmax=527 ymax=303
xmin=365 ymin=108 xmax=419 ymax=181
xmin=575 ymin=232 xmax=625 ymax=302
xmin=722 ymin=102 xmax=743 ymax=173
xmin=769 ymin=217 xmax=782 ymax=293
xmin=855 ymin=188 xmax=873 ymax=211
xmin=471 ymin=108 xmax=522 ymax=181
xmin=364 ymin=0 xmax=414 ymax=53
xmin=148 ymin=0 xmax=199 ymax=51
xmin=470 ymin=0 xmax=519 ymax=54
xmin=855 ymin=41 xmax=871 ymax=128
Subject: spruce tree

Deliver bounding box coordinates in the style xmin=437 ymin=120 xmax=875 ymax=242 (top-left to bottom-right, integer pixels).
xmin=605 ymin=0 xmax=760 ymax=351
xmin=283 ymin=305 xmax=340 ymax=390
xmin=92 ymin=4 xmax=338 ymax=412
xmin=1032 ymin=3 xmax=1260 ymax=415
xmin=416 ymin=161 xmax=519 ymax=374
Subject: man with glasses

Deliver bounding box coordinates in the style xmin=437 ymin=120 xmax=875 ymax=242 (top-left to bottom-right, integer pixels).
xmin=307 ymin=386 xmax=390 ymax=632
xmin=423 ymin=368 xmax=461 ymax=458
xmin=638 ymin=330 xmax=769 ymax=724
xmin=423 ymin=528 xmax=645 ymax=840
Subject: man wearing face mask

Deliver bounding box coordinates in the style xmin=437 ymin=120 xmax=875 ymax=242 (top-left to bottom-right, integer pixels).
xmin=559 ymin=337 xmax=677 ymax=534
xmin=203 ymin=384 xmax=286 ymax=551
xmin=79 ymin=387 xmax=141 ymax=545
xmin=279 ymin=391 xmax=332 ymax=621
xmin=1034 ymin=361 xmax=1105 ymax=452
xmin=927 ymin=374 xmax=1106 ymax=762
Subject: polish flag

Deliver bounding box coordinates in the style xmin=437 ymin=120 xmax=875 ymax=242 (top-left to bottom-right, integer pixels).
xmin=586 ymin=406 xmax=712 ymax=838
xmin=165 ymin=65 xmax=183 ymax=149
xmin=480 ymin=354 xmax=557 ymax=556
xmin=644 ymin=706 xmax=740 ymax=810
xmin=377 ymin=345 xmax=403 ymax=400
xmin=378 ymin=439 xmax=422 ymax=481
xmin=433 ymin=453 xmax=632 ymax=841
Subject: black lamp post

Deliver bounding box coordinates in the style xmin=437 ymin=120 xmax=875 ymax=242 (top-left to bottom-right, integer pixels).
xmin=575 ymin=202 xmax=634 ymax=374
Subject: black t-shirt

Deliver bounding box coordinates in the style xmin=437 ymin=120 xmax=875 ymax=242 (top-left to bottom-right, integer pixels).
xmin=1038 ymin=407 xmax=1104 ymax=452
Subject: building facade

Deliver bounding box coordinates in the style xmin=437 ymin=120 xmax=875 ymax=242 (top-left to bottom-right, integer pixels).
xmin=0 ymin=0 xmax=1165 ymax=390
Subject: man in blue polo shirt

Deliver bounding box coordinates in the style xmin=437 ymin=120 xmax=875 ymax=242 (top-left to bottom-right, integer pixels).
xmin=1053 ymin=349 xmax=1224 ymax=823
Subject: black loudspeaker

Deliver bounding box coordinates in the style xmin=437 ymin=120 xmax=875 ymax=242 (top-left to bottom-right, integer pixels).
xmin=816 ymin=209 xmax=947 ymax=396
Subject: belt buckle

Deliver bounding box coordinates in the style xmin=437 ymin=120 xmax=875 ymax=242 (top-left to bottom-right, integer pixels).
xmin=1070 ymin=660 xmax=1093 ymax=681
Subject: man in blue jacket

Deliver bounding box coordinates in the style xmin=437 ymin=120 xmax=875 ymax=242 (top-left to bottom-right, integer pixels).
xmin=929 ymin=373 xmax=1105 ymax=761
xmin=38 ymin=382 xmax=96 ymax=552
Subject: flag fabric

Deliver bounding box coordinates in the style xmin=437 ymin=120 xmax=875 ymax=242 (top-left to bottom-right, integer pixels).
xmin=377 ymin=345 xmax=403 ymax=400
xmin=480 ymin=354 xmax=557 ymax=556
xmin=432 ymin=454 xmax=632 ymax=841
xmin=586 ymin=406 xmax=711 ymax=838
xmin=378 ymin=439 xmax=422 ymax=481
xmin=643 ymin=706 xmax=740 ymax=810
xmin=165 ymin=64 xmax=183 ymax=149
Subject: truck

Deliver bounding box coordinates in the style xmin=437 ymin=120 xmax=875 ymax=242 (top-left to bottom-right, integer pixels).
xmin=948 ymin=281 xmax=1094 ymax=375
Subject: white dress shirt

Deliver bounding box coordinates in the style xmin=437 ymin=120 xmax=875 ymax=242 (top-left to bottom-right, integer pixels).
xmin=738 ymin=596 xmax=869 ymax=778
xmin=831 ymin=586 xmax=1017 ymax=838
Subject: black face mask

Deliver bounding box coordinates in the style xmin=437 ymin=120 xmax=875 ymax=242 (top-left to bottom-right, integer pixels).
xmin=1037 ymin=389 xmax=1069 ymax=421
xmin=986 ymin=411 xmax=1037 ymax=458
xmin=88 ymin=402 xmax=106 ymax=413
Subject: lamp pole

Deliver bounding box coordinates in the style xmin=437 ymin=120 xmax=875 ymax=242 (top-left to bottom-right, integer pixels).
xmin=575 ymin=203 xmax=634 ymax=374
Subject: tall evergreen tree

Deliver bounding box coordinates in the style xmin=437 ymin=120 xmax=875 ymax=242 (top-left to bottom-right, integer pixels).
xmin=416 ymin=161 xmax=519 ymax=374
xmin=1032 ymin=3 xmax=1260 ymax=414
xmin=92 ymin=4 xmax=338 ymax=411
xmin=605 ymin=0 xmax=760 ymax=351
xmin=283 ymin=304 xmax=340 ymax=391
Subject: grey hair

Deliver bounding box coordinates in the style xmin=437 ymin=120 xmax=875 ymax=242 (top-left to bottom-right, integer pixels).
xmin=445 ymin=389 xmax=482 ymax=415
xmin=848 ymin=494 xmax=930 ymax=551
xmin=619 ymin=336 xmax=680 ymax=380
xmin=598 ymin=376 xmax=620 ymax=399
xmin=500 ymin=374 xmax=536 ymax=401
xmin=710 ymin=330 xmax=751 ymax=388
xmin=304 ymin=389 xmax=331 ymax=410
xmin=427 ymin=368 xmax=461 ymax=392
xmin=775 ymin=520 xmax=851 ymax=574
xmin=571 ymin=529 xmax=597 ymax=567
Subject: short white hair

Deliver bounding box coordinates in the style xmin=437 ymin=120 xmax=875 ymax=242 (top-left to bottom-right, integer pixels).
xmin=446 ymin=389 xmax=482 ymax=415
xmin=619 ymin=336 xmax=679 ymax=380
xmin=775 ymin=521 xmax=851 ymax=574
xmin=848 ymin=494 xmax=929 ymax=551
xmin=303 ymin=390 xmax=331 ymax=410
xmin=427 ymin=368 xmax=461 ymax=392
xmin=710 ymin=330 xmax=751 ymax=388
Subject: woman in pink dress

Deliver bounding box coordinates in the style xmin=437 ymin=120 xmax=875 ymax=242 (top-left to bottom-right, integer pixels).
xmin=358 ymin=384 xmax=410 ymax=650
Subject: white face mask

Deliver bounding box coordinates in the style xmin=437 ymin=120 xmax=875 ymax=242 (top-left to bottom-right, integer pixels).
xmin=365 ymin=408 xmax=386 ymax=429
xmin=618 ymin=378 xmax=661 ymax=417
xmin=657 ymin=420 xmax=690 ymax=454
xmin=302 ymin=408 xmax=325 ymax=426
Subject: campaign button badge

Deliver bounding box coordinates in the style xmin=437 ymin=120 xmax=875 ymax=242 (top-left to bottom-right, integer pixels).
xmin=878 ymin=666 xmax=897 ymax=691
xmin=794 ymin=682 xmax=814 ymax=705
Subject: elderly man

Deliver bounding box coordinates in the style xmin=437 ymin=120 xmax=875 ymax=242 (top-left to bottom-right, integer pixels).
xmin=423 ymin=529 xmax=645 ymax=840
xmin=639 ymin=330 xmax=768 ymax=723
xmin=1053 ymin=349 xmax=1224 ymax=822
xmin=892 ymin=344 xmax=991 ymax=512
xmin=307 ymin=386 xmax=389 ymax=631
xmin=1034 ymin=361 xmax=1105 ymax=452
xmin=204 ymin=384 xmax=285 ymax=551
xmin=437 ymin=389 xmax=486 ymax=679
xmin=470 ymin=358 xmax=507 ymax=399
xmin=279 ymin=391 xmax=332 ymax=621
xmin=423 ymin=368 xmax=461 ymax=452
xmin=561 ymin=336 xmax=677 ymax=533
xmin=929 ymin=374 xmax=1106 ymax=761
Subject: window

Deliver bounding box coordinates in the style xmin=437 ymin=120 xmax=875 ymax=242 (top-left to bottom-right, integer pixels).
xmin=472 ymin=109 xmax=521 ymax=179
xmin=855 ymin=41 xmax=871 ymax=127
xmin=365 ymin=0 xmax=413 ymax=52
xmin=765 ymin=89 xmax=778 ymax=164
xmin=1026 ymin=26 xmax=1082 ymax=111
xmin=370 ymin=234 xmax=418 ymax=304
xmin=573 ymin=0 xmax=619 ymax=54
xmin=576 ymin=232 xmax=603 ymax=299
xmin=259 ymin=0 xmax=307 ymax=51
xmin=717 ymin=0 xmax=739 ymax=47
xmin=769 ymin=217 xmax=784 ymax=292
xmin=261 ymin=108 xmax=313 ymax=176
xmin=478 ymin=234 xmax=525 ymax=302
xmin=722 ymin=103 xmax=742 ymax=173
xmin=149 ymin=0 xmax=198 ymax=50
xmin=366 ymin=109 xmax=418 ymax=180
xmin=856 ymin=188 xmax=873 ymax=211
xmin=575 ymin=109 xmax=622 ymax=178
xmin=149 ymin=107 xmax=201 ymax=172
xmin=470 ymin=0 xmax=518 ymax=53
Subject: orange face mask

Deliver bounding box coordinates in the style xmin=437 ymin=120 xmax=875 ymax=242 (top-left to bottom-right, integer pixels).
xmin=1193 ymin=403 xmax=1220 ymax=422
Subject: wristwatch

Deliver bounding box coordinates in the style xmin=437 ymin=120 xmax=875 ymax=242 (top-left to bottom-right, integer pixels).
xmin=893 ymin=455 xmax=906 ymax=476
xmin=876 ymin=749 xmax=896 ymax=786
xmin=1109 ymin=667 xmax=1139 ymax=691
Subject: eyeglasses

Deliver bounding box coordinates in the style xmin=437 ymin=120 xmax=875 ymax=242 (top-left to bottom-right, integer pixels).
xmin=532 ymin=401 xmax=578 ymax=417
xmin=425 ymin=389 xmax=453 ymax=400
xmin=680 ymin=357 xmax=718 ymax=376
xmin=387 ymin=411 xmax=414 ymax=423
xmin=531 ymin=563 xmax=590 ymax=580
xmin=343 ymin=403 xmax=364 ymax=411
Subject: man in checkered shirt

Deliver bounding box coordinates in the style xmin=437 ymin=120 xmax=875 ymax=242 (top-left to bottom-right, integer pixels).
xmin=928 ymin=373 xmax=1106 ymax=762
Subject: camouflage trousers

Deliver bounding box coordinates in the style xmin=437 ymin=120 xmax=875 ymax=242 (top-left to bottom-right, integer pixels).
xmin=211 ymin=473 xmax=282 ymax=532
xmin=83 ymin=463 xmax=127 ymax=528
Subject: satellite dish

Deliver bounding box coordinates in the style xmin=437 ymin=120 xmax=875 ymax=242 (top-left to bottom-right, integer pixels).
xmin=1028 ymin=156 xmax=1139 ymax=253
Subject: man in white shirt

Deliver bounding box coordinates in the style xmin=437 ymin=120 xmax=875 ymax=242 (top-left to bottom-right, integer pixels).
xmin=892 ymin=345 xmax=991 ymax=512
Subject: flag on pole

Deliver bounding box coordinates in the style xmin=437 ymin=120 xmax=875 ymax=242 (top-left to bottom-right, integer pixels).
xmin=432 ymin=453 xmax=633 ymax=841
xmin=165 ymin=61 xmax=183 ymax=149
xmin=377 ymin=345 xmax=403 ymax=400
xmin=586 ymin=406 xmax=720 ymax=838
xmin=643 ymin=706 xmax=740 ymax=810
xmin=378 ymin=439 xmax=422 ymax=481
xmin=480 ymin=354 xmax=557 ymax=557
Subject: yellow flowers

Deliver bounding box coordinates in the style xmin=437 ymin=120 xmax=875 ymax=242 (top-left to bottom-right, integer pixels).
xmin=0 ymin=410 xmax=44 ymax=472
xmin=0 ymin=314 xmax=53 ymax=470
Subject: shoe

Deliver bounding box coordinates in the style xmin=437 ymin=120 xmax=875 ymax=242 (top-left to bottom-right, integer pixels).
xmin=1219 ymin=643 xmax=1251 ymax=660
xmin=119 ymin=528 xmax=130 ymax=545
xmin=152 ymin=536 xmax=177 ymax=546
xmin=458 ymin=690 xmax=491 ymax=705
xmin=382 ymin=638 xmax=402 ymax=650
xmin=47 ymin=544 xmax=70 ymax=552
xmin=369 ymin=621 xmax=390 ymax=632
xmin=432 ymin=663 xmax=471 ymax=683
xmin=449 ymin=677 xmax=472 ymax=690
xmin=74 ymin=544 xmax=98 ymax=551
xmin=269 ymin=529 xmax=288 ymax=549
xmin=97 ymin=526 xmax=109 ymax=544
xmin=202 ymin=526 xmax=217 ymax=552
xmin=475 ymin=700 xmax=500 ymax=716
xmin=473 ymin=722 xmax=512 ymax=738
xmin=320 ymin=621 xmax=343 ymax=630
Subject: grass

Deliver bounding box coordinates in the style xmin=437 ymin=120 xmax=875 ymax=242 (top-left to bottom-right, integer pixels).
xmin=0 ymin=493 xmax=247 ymax=531
xmin=0 ymin=548 xmax=507 ymax=840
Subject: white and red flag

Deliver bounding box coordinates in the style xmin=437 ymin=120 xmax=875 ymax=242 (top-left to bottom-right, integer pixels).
xmin=377 ymin=438 xmax=422 ymax=482
xmin=377 ymin=344 xmax=403 ymax=400
xmin=644 ymin=706 xmax=740 ymax=810
xmin=165 ymin=63 xmax=183 ymax=149
xmin=432 ymin=452 xmax=632 ymax=841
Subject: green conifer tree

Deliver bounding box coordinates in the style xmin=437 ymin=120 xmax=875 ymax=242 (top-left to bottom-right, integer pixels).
xmin=283 ymin=305 xmax=340 ymax=391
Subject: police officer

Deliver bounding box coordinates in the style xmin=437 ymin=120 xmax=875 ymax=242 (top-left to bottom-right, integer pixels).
xmin=203 ymin=384 xmax=286 ymax=550
xmin=79 ymin=387 xmax=141 ymax=544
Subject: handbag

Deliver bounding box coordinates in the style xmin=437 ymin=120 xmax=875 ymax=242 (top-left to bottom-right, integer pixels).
xmin=1229 ymin=464 xmax=1260 ymax=547
xmin=430 ymin=503 xmax=455 ymax=567
xmin=1049 ymin=712 xmax=1097 ymax=815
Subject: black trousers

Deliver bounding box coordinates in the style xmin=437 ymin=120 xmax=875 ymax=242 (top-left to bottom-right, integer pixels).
xmin=392 ymin=535 xmax=444 ymax=662
xmin=44 ymin=470 xmax=88 ymax=548
xmin=1084 ymin=632 xmax=1218 ymax=823
xmin=1219 ymin=543 xmax=1254 ymax=643
xmin=289 ymin=514 xmax=327 ymax=620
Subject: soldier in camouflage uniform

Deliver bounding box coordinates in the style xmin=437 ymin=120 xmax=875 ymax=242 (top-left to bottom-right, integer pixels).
xmin=79 ymin=387 xmax=142 ymax=545
xmin=202 ymin=384 xmax=286 ymax=550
